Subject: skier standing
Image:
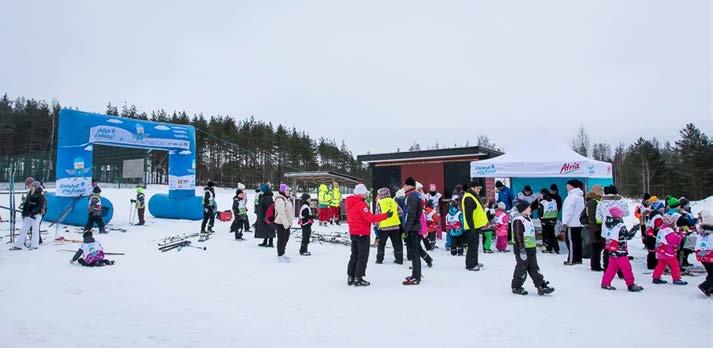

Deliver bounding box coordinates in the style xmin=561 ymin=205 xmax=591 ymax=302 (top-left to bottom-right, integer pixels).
xmin=561 ymin=180 xmax=585 ymax=265
xmin=135 ymin=186 xmax=146 ymax=225
xmin=274 ymin=184 xmax=294 ymax=262
xmin=375 ymin=187 xmax=404 ymax=264
xmin=298 ymin=193 xmax=314 ymax=256
xmin=84 ymin=186 xmax=107 ymax=234
xmin=200 ymin=181 xmax=216 ymax=233
xmin=345 ymin=184 xmax=389 ymax=286
xmin=511 ymin=200 xmax=555 ymax=296
xmin=10 ymin=181 xmax=45 ymax=250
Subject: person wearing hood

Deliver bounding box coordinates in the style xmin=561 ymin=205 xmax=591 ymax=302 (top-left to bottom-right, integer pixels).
xmin=330 ymin=182 xmax=342 ymax=226
xmin=495 ymin=181 xmax=514 ymax=211
xmin=70 ymin=232 xmax=115 ymax=267
xmin=274 ymin=184 xmax=294 ymax=262
xmin=445 ymin=202 xmax=465 ymax=255
xmin=298 ymin=193 xmax=314 ymax=256
xmin=318 ymin=184 xmax=332 ymax=227
xmin=345 ymin=184 xmax=390 ymax=286
xmin=461 ymin=180 xmax=488 ymax=272
xmin=645 ymin=200 xmax=666 ymax=270
xmin=10 ymin=181 xmax=45 ymax=250
xmin=652 ymin=213 xmax=688 ymax=285
xmin=200 ymin=181 xmax=217 ymax=233
xmin=561 ymin=179 xmax=585 ymax=265
xmin=425 ymin=184 xmax=443 ymax=242
xmin=494 ymin=202 xmax=510 ymax=252
xmin=255 ymin=183 xmax=276 ymax=247
xmin=586 ymin=185 xmax=604 ymax=271
xmin=511 ymin=200 xmax=555 ymax=296
xmin=375 ymin=187 xmax=404 ymax=264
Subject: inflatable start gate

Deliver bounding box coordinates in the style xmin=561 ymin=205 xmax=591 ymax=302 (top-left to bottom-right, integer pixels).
xmin=43 ymin=109 xmax=203 ymax=225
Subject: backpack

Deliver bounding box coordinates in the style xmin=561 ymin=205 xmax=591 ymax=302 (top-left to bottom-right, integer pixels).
xmin=264 ymin=196 xmax=284 ymax=225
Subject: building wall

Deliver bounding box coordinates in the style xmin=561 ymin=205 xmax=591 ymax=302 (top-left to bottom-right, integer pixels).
xmin=400 ymin=162 xmax=444 ymax=194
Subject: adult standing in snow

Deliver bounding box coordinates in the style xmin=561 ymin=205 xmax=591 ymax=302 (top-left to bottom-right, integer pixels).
xmin=462 ymin=180 xmax=488 ymax=271
xmin=561 ymin=180 xmax=585 ymax=265
xmin=255 ymin=183 xmax=276 ymax=247
xmin=10 ymin=181 xmax=45 ymax=250
xmin=586 ymin=184 xmax=604 ymax=271
xmin=517 ymin=185 xmax=538 ymax=210
xmin=200 ymin=181 xmax=216 ymax=233
xmin=331 ymin=182 xmax=341 ymax=226
xmin=135 ymin=185 xmax=146 ymax=226
xmin=495 ymin=181 xmax=514 ymax=211
xmin=318 ymin=184 xmax=332 ymax=227
xmin=403 ymin=177 xmax=429 ymax=285
xmin=375 ymin=187 xmax=404 ymax=264
xmin=274 ymin=184 xmax=294 ymax=262
xmin=345 ymin=184 xmax=390 ymax=286
xmin=85 ymin=186 xmax=107 ymax=234
xmin=549 ymin=184 xmax=563 ymax=213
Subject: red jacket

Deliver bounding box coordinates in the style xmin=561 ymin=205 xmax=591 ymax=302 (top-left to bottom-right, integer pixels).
xmin=346 ymin=195 xmax=387 ymax=236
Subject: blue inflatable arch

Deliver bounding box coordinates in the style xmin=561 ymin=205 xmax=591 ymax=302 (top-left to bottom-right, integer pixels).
xmin=44 ymin=109 xmax=203 ymax=226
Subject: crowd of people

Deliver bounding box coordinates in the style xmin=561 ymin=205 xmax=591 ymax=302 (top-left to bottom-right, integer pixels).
xmin=7 ymin=174 xmax=713 ymax=297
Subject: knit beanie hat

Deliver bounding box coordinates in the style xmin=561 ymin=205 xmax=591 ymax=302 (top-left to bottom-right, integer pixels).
xmin=665 ymin=196 xmax=680 ymax=208
xmin=515 ymin=199 xmax=530 ymax=214
xmin=497 ymin=202 xmax=506 ymax=210
xmin=279 ymin=183 xmax=289 ymax=193
xmin=93 ymin=186 xmax=102 ymax=194
xmin=405 ymin=177 xmax=416 ymax=187
xmin=377 ymin=187 xmax=390 ymax=199
xmin=301 ymin=193 xmax=310 ymax=202
xmin=259 ymin=183 xmax=269 ymax=193
xmin=354 ymin=184 xmax=369 ymax=196
xmin=609 ymin=206 xmax=624 ymax=219
xmin=550 ymin=184 xmax=558 ymax=191
xmin=496 ymin=181 xmax=504 ymax=188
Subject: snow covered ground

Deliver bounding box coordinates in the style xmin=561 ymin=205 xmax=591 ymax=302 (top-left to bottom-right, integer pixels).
xmin=1 ymin=186 xmax=710 ymax=348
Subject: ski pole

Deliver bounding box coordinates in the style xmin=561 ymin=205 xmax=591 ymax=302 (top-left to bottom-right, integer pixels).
xmin=56 ymin=249 xmax=125 ymax=255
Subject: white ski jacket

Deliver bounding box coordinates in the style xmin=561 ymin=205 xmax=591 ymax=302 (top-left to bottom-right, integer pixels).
xmin=561 ymin=188 xmax=585 ymax=228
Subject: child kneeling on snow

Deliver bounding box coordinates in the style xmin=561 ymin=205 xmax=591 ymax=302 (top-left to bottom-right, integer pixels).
xmin=652 ymin=213 xmax=688 ymax=285
xmin=600 ymin=207 xmax=643 ymax=292
xmin=71 ymin=232 xmax=115 ymax=267
xmin=695 ymin=210 xmax=713 ymax=297
xmin=511 ymin=200 xmax=554 ymax=296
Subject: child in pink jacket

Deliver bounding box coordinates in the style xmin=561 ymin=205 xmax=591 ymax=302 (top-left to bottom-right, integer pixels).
xmin=494 ymin=202 xmax=510 ymax=252
xmin=652 ymin=213 xmax=688 ymax=285
xmin=600 ymin=207 xmax=643 ymax=292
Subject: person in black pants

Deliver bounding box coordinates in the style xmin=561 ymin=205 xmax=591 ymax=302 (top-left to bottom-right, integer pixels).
xmin=462 ymin=182 xmax=487 ymax=271
xmin=511 ymin=200 xmax=554 ymax=296
xmin=561 ymin=180 xmax=585 ymax=265
xmin=345 ymin=184 xmax=389 ymax=286
xmin=586 ymin=186 xmax=604 ymax=271
xmin=273 ymin=184 xmax=294 ymax=262
xmin=200 ymin=181 xmax=216 ymax=233
xmin=299 ymin=193 xmax=314 ymax=256
xmin=85 ymin=186 xmax=107 ymax=234
xmin=402 ymin=177 xmax=426 ymax=285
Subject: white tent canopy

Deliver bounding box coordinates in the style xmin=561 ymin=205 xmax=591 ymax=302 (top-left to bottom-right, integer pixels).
xmin=471 ymin=139 xmax=613 ymax=179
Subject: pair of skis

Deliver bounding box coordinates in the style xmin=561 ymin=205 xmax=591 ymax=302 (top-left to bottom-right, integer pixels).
xmin=159 ymin=240 xmax=206 ymax=252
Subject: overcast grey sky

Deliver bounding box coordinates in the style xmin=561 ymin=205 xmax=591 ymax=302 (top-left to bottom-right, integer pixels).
xmin=2 ymin=1 xmax=711 ymax=155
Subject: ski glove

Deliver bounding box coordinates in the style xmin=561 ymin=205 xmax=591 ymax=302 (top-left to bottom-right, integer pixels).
xmin=519 ymin=248 xmax=527 ymax=260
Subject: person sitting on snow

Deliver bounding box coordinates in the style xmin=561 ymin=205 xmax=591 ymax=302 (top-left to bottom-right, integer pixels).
xmin=71 ymin=232 xmax=115 ymax=267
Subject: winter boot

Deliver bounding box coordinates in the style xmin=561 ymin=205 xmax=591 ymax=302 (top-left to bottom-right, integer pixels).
xmin=300 ymin=251 xmax=312 ymax=256
xmin=258 ymin=238 xmax=268 ymax=247
xmin=601 ymin=285 xmax=617 ymax=291
xmin=537 ymin=282 xmax=555 ymax=295
xmin=267 ymin=239 xmax=274 ymax=248
xmin=347 ymin=277 xmax=355 ymax=286
xmin=450 ymin=248 xmax=457 ymax=256
xmin=353 ymin=277 xmax=371 ymax=287
xmin=512 ymin=287 xmax=528 ymax=295
xmin=376 ymin=253 xmax=384 ymax=264
xmin=8 ymin=246 xmax=22 ymax=251
xmin=652 ymin=278 xmax=668 ymax=284
xmin=394 ymin=253 xmax=403 ymax=265
xmin=628 ymin=284 xmax=644 ymax=292
xmin=672 ymin=280 xmax=688 ymax=285
xmin=698 ymin=284 xmax=711 ymax=297
xmin=426 ymin=256 xmax=433 ymax=268
xmin=465 ymin=266 xmax=481 ymax=272
xmin=403 ymin=276 xmax=421 ymax=285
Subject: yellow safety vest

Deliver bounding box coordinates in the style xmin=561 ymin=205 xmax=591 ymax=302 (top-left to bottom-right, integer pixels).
xmin=376 ymin=197 xmax=401 ymax=229
xmin=331 ymin=187 xmax=341 ymax=207
xmin=461 ymin=191 xmax=488 ymax=230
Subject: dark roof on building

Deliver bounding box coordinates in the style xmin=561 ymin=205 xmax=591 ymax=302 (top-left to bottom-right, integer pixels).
xmin=357 ymin=146 xmax=502 ymax=164
xmin=283 ymin=171 xmax=363 ymax=186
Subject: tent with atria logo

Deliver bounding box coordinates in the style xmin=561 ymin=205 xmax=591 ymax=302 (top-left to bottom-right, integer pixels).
xmin=470 ymin=139 xmax=613 ymax=200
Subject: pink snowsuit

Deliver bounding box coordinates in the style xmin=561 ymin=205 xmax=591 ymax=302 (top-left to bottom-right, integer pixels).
xmin=652 ymin=226 xmax=683 ymax=281
xmin=494 ymin=210 xmax=509 ymax=251
xmin=601 ymin=220 xmax=636 ymax=287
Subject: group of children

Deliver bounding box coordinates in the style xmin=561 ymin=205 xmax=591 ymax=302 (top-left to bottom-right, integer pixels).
xmin=445 ymin=200 xmax=510 ymax=255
